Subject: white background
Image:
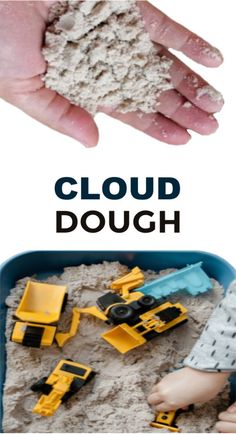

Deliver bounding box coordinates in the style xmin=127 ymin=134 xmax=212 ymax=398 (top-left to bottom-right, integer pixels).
xmin=0 ymin=0 xmax=235 ymax=267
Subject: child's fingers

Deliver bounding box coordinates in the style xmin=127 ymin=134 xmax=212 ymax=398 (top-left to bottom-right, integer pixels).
xmin=138 ymin=1 xmax=223 ymax=67
xmin=103 ymin=110 xmax=191 ymax=145
xmin=150 ymin=383 xmax=161 ymax=394
xmin=218 ymin=411 xmax=236 ymax=423
xmin=148 ymin=393 xmax=163 ymax=406
xmin=2 ymin=79 xmax=99 ymax=147
xmin=156 ymin=89 xmax=219 ymax=135
xmin=162 ymin=49 xmax=224 ymax=114
xmin=155 ymin=402 xmax=176 ymax=412
xmin=227 ymin=402 xmax=236 ymax=413
xmin=216 ymin=421 xmax=236 ymax=433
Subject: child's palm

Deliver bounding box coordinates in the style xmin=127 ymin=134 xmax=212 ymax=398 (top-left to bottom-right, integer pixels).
xmin=0 ymin=1 xmax=223 ymax=146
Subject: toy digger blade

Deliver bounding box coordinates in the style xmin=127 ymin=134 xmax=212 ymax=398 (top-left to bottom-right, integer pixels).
xmin=139 ymin=262 xmax=213 ymax=299
xmin=102 ymin=323 xmax=147 ymax=353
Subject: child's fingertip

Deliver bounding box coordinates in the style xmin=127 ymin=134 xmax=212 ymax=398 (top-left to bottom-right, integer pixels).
xmin=227 ymin=404 xmax=236 ymax=414
xmin=147 ymin=396 xmax=156 ymax=405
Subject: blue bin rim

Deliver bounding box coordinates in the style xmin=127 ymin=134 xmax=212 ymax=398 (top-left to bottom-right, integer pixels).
xmin=0 ymin=249 xmax=236 ymax=433
xmin=0 ymin=248 xmax=236 ymax=277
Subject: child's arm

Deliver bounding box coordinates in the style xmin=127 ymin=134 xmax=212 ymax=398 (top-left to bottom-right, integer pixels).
xmin=185 ymin=280 xmax=236 ymax=372
xmin=148 ymin=280 xmax=236 ymax=411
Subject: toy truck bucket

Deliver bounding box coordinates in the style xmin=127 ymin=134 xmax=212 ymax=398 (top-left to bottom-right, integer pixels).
xmin=139 ymin=262 xmax=213 ymax=299
xmin=15 ymin=281 xmax=67 ymax=324
xmin=102 ymin=323 xmax=146 ymax=353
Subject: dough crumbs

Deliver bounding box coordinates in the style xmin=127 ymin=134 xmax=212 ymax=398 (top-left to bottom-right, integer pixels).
xmin=201 ymin=46 xmax=223 ymax=62
xmin=183 ymin=101 xmax=193 ymax=109
xmin=43 ymin=0 xmax=173 ymax=115
xmin=196 ymin=85 xmax=223 ymax=102
xmin=3 ymin=261 xmax=229 ymax=433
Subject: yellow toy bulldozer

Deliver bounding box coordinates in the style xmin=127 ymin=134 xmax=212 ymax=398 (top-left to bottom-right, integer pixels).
xmin=11 ymin=281 xmax=68 ymax=347
xmin=31 ymin=359 xmax=95 ymax=416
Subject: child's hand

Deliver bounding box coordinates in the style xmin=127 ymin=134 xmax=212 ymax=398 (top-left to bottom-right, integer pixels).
xmin=0 ymin=1 xmax=224 ymax=146
xmin=148 ymin=367 xmax=229 ymax=411
xmin=216 ymin=402 xmax=236 ymax=433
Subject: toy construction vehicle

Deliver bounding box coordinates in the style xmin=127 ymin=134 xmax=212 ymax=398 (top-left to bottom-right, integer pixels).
xmin=11 ymin=281 xmax=68 ymax=347
xmin=98 ymin=294 xmax=188 ymax=354
xmin=150 ymin=411 xmax=181 ymax=432
xmin=31 ymin=359 xmax=95 ymax=417
xmin=55 ymin=267 xmax=188 ymax=353
xmin=150 ymin=407 xmax=194 ymax=433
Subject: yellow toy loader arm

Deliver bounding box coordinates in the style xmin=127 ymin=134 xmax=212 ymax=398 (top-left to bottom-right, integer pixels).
xmin=79 ymin=306 xmax=108 ymax=321
xmin=55 ymin=306 xmax=107 ymax=347
xmin=110 ymin=267 xmax=144 ymax=299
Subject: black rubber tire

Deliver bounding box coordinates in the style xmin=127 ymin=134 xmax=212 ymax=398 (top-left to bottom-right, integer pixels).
xmin=61 ymin=378 xmax=84 ymax=403
xmin=31 ymin=377 xmax=47 ymax=392
xmin=108 ymin=304 xmax=134 ymax=322
xmin=84 ymin=371 xmax=96 ymax=385
xmin=61 ymin=391 xmax=74 ymax=403
xmin=137 ymin=295 xmax=157 ymax=308
xmin=31 ymin=377 xmax=52 ymax=395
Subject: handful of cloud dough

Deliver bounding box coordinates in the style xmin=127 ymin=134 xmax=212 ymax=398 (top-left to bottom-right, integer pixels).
xmin=44 ymin=0 xmax=173 ymax=115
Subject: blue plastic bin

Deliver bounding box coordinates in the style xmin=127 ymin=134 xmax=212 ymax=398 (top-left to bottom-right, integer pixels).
xmin=0 ymin=250 xmax=235 ymax=432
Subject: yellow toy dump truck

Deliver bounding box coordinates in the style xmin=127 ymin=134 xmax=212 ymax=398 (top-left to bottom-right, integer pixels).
xmin=55 ymin=267 xmax=188 ymax=354
xmin=11 ymin=281 xmax=68 ymax=348
xmin=31 ymin=359 xmax=95 ymax=417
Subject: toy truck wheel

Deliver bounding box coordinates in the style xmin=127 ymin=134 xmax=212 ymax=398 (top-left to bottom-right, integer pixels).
xmin=84 ymin=371 xmax=96 ymax=385
xmin=138 ymin=295 xmax=157 ymax=308
xmin=31 ymin=377 xmax=53 ymax=395
xmin=61 ymin=378 xmax=85 ymax=403
xmin=108 ymin=304 xmax=134 ymax=323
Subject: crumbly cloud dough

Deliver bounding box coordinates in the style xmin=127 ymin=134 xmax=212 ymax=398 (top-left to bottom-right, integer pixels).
xmin=43 ymin=1 xmax=173 ymax=115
